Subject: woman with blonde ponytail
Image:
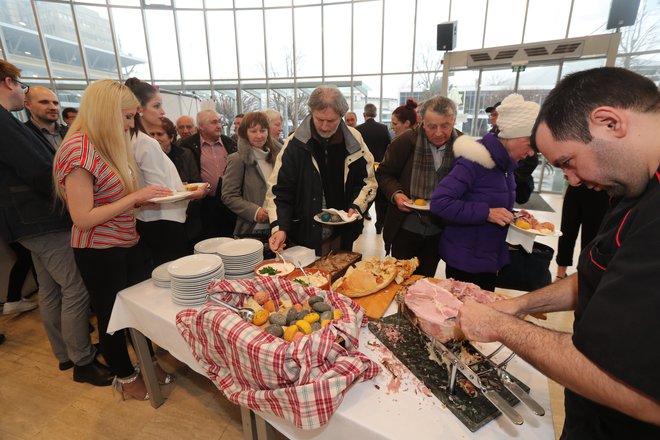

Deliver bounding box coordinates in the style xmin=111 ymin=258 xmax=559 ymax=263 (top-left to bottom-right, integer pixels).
xmin=53 ymin=80 xmax=171 ymax=401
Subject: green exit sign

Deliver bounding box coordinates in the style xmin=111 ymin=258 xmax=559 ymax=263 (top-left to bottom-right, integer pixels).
xmin=512 ymin=65 xmax=527 ymax=73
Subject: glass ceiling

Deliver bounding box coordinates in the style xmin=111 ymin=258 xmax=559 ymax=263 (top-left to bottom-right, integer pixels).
xmin=1 ymin=0 xmax=658 ymax=126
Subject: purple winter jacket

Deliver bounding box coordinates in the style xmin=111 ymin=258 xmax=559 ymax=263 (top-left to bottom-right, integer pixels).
xmin=430 ymin=133 xmax=517 ymax=273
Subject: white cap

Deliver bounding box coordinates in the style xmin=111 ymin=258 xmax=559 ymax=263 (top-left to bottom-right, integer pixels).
xmin=497 ymin=94 xmax=540 ymax=139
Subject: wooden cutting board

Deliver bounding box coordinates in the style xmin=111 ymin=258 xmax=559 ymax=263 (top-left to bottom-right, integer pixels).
xmin=353 ymin=275 xmax=423 ymax=320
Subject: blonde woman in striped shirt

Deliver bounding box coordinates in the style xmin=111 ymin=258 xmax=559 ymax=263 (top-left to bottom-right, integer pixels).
xmin=53 ymin=80 xmax=171 ymax=401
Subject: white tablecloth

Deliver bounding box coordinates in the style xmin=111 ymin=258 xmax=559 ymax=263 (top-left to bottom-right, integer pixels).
xmin=109 ymin=280 xmax=556 ymax=440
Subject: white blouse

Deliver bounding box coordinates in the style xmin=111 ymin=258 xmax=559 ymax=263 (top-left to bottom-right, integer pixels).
xmin=132 ymin=131 xmax=188 ymax=223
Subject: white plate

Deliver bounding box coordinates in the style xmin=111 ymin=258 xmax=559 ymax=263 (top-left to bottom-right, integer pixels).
xmin=167 ymin=254 xmax=223 ymax=278
xmin=216 ymin=238 xmax=263 ymax=257
xmin=172 ymin=297 xmax=205 ymax=306
xmin=172 ymin=289 xmax=208 ymax=297
xmin=403 ymin=201 xmax=431 ymax=211
xmin=169 ymin=267 xmax=225 ymax=279
xmin=313 ymin=214 xmax=357 ymax=226
xmin=171 ymin=280 xmax=222 ymax=290
xmin=194 ymin=237 xmax=234 ymax=254
xmin=148 ymin=192 xmax=190 ymax=204
xmin=152 ymin=261 xmax=173 ymax=281
xmin=171 ymin=281 xmax=218 ymax=290
xmin=510 ymin=223 xmax=563 ymax=237
xmin=220 ymin=253 xmax=262 ymax=261
xmin=222 ymin=256 xmax=263 ymax=264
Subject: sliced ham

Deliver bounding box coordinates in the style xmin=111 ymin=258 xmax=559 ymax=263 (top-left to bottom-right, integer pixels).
xmin=432 ymin=278 xmax=502 ymax=304
xmin=404 ymin=279 xmax=464 ymax=342
xmin=404 ymin=278 xmax=503 ymax=343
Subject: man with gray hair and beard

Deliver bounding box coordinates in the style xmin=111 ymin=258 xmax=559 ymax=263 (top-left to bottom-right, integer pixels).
xmin=266 ymin=85 xmax=377 ymax=255
xmin=376 ymin=95 xmax=462 ymax=276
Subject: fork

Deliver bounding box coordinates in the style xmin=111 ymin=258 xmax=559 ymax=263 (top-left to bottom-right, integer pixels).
xmin=276 ymin=251 xmax=289 ymax=265
xmin=296 ymin=260 xmax=310 ymax=282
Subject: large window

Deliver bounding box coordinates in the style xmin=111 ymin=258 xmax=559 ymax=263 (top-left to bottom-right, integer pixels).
xmin=1 ymin=0 xmax=658 ymax=126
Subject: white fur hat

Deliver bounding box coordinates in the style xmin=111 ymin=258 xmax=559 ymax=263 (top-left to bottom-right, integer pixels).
xmin=496 ymin=94 xmax=540 ymax=139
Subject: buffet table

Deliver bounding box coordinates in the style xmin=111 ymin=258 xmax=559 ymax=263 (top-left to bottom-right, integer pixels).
xmin=108 ymin=280 xmax=556 ymax=440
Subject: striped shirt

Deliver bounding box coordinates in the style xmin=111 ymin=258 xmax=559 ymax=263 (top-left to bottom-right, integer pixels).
xmin=55 ymin=132 xmax=138 ymax=249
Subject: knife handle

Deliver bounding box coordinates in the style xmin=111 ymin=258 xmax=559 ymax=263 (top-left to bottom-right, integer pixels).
xmin=483 ymin=390 xmax=524 ymax=425
xmin=502 ymin=377 xmax=546 ymax=416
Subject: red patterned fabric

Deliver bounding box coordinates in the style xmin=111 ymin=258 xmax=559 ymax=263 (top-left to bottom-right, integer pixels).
xmin=176 ymin=276 xmax=380 ymax=430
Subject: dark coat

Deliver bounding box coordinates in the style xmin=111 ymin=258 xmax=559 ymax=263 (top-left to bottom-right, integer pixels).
xmin=265 ymin=117 xmax=377 ymax=254
xmin=24 ymin=119 xmax=68 ymax=151
xmin=514 ymin=154 xmax=539 ymax=204
xmin=430 ymin=133 xmax=516 ymax=273
xmin=178 ymin=133 xmax=237 ymax=176
xmin=166 ymin=144 xmax=201 ymax=184
xmin=356 ymin=118 xmax=390 ymax=162
xmin=376 ymin=128 xmax=461 ymax=251
xmin=0 ymin=107 xmax=71 ymax=242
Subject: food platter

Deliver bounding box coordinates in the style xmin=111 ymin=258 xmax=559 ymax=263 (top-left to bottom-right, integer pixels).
xmin=286 ymin=268 xmax=331 ymax=290
xmin=183 ymin=182 xmax=208 ymax=192
xmin=148 ymin=192 xmax=190 ymax=204
xmin=510 ymin=223 xmax=562 ymax=237
xmin=403 ymin=201 xmax=430 ymax=211
xmin=313 ymin=214 xmax=358 ymax=225
xmin=254 ymin=260 xmax=295 ymax=277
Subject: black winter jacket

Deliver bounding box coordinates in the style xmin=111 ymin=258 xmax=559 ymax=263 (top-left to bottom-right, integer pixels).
xmin=0 ymin=107 xmax=70 ymax=242
xmin=265 ymin=116 xmax=377 ymax=254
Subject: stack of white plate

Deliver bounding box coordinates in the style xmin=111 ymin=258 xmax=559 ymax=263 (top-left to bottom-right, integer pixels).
xmin=194 ymin=237 xmax=234 ymax=255
xmin=216 ymin=238 xmax=264 ymax=280
xmin=151 ymin=261 xmax=172 ymax=288
xmin=167 ymin=254 xmax=225 ymax=306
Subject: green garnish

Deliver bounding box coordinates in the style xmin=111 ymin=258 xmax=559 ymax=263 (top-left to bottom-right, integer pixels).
xmin=293 ymin=278 xmax=309 ymax=287
xmin=258 ymin=266 xmax=278 ymax=276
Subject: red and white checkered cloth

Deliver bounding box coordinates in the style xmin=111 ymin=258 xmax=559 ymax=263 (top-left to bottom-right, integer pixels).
xmin=176 ymin=276 xmax=380 ymax=430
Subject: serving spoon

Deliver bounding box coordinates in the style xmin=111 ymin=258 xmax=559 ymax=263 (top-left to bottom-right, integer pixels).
xmin=206 ymin=294 xmax=255 ymax=322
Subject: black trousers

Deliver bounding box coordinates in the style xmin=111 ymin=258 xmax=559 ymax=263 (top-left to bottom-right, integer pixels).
xmin=74 ymin=246 xmax=148 ymax=377
xmin=7 ymin=241 xmax=36 ymax=302
xmin=556 ymin=185 xmax=610 ymax=267
xmin=390 ymin=228 xmax=441 ymax=277
xmin=445 ymin=265 xmax=497 ymax=292
xmin=374 ymin=190 xmax=388 ymax=232
xmin=200 ymin=196 xmax=236 ymax=240
xmin=137 ymin=220 xmax=191 ymax=271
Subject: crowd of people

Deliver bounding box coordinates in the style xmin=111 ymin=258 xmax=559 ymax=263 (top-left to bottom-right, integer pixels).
xmin=1 ymin=57 xmax=658 ymax=436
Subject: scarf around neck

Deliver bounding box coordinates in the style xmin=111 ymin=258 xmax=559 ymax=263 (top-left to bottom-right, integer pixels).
xmin=410 ymin=128 xmax=456 ymax=200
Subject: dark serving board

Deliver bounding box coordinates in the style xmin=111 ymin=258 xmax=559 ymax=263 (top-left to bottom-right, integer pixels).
xmin=369 ymin=314 xmax=530 ymax=432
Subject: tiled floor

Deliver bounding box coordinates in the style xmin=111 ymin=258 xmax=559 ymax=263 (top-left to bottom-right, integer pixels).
xmin=0 ymin=192 xmax=574 ymax=440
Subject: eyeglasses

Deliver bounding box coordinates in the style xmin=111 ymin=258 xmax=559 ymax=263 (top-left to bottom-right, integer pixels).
xmin=13 ymin=79 xmax=29 ymax=93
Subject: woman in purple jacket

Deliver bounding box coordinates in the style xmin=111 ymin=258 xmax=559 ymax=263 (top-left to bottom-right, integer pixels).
xmin=430 ymin=94 xmax=540 ymax=290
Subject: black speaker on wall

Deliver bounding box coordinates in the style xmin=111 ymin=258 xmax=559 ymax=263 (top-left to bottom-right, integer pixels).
xmin=437 ymin=21 xmax=457 ymax=51
xmin=606 ymin=0 xmax=640 ymax=30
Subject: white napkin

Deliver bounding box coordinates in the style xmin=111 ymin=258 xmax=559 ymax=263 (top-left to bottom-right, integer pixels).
xmin=280 ymin=246 xmax=316 ymax=267
xmin=506 ymin=226 xmax=536 ymax=253
xmin=321 ymin=208 xmax=361 ymax=222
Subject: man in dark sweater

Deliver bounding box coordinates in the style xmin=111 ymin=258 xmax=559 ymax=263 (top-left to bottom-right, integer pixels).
xmin=24 ymin=86 xmax=68 ymax=150
xmin=356 ymin=103 xmax=391 ymax=231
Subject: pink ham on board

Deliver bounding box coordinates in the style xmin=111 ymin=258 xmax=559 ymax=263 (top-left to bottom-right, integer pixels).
xmin=404 ymin=279 xmax=464 ymax=342
xmin=432 ymin=278 xmax=503 ymax=304
xmin=403 ymin=278 xmax=503 ymax=343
